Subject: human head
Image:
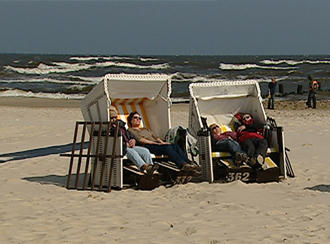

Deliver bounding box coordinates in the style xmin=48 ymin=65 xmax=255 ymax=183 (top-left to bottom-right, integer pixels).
xmin=272 ymin=78 xmax=276 ymax=83
xmin=209 ymin=123 xmax=221 ymax=134
xmin=242 ymin=113 xmax=254 ymax=125
xmin=127 ymin=111 xmax=142 ymax=128
xmin=109 ymin=106 xmax=118 ymax=122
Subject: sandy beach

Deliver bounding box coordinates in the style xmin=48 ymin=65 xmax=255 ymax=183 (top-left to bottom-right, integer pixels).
xmin=0 ymin=97 xmax=329 ymax=243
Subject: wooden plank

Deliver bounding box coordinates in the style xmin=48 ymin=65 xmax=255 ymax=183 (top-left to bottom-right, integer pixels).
xmin=83 ymin=122 xmax=95 ymax=190
xmin=107 ymin=120 xmax=120 ymax=192
xmin=66 ymin=122 xmax=79 ymax=189
xmin=91 ymin=123 xmax=103 ymax=190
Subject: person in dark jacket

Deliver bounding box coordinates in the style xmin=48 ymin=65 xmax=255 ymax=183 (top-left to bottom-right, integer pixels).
xmin=306 ymin=75 xmax=319 ymax=109
xmin=209 ymin=123 xmax=248 ymax=166
xmin=109 ymin=106 xmax=158 ymax=175
xmin=236 ymin=113 xmax=268 ymax=168
xmin=267 ymin=78 xmax=277 ymax=109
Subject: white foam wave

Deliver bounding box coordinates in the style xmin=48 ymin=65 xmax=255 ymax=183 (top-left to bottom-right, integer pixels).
xmin=67 ymin=75 xmax=103 ymax=83
xmin=261 ymin=59 xmax=330 ymax=65
xmin=140 ymin=57 xmax=159 ymax=62
xmin=70 ymin=56 xmax=136 ymax=61
xmin=219 ymin=63 xmax=295 ymax=70
xmin=172 ymin=73 xmax=268 ymax=83
xmin=0 ymin=77 xmax=100 ymax=85
xmin=5 ymin=63 xmax=91 ymax=75
xmin=0 ymin=89 xmax=84 ymax=99
xmin=5 ymin=61 xmax=169 ymax=75
xmin=70 ymin=56 xmax=101 ymax=61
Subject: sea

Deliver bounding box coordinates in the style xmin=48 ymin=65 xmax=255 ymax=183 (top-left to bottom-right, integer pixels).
xmin=1 ymin=54 xmax=329 ymax=102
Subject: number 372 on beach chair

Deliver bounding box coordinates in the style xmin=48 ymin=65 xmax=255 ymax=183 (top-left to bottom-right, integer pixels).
xmin=188 ymin=80 xmax=290 ymax=183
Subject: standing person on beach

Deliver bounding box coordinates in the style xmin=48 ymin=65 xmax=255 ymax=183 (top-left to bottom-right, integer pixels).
xmin=267 ymin=78 xmax=277 ymax=110
xmin=109 ymin=106 xmax=158 ymax=175
xmin=306 ymin=75 xmax=319 ymax=109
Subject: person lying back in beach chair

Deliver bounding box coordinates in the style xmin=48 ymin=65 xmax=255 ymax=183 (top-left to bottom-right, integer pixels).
xmin=127 ymin=111 xmax=201 ymax=175
xmin=109 ymin=106 xmax=159 ymax=175
xmin=209 ymin=123 xmax=248 ymax=167
xmin=235 ymin=113 xmax=268 ymax=169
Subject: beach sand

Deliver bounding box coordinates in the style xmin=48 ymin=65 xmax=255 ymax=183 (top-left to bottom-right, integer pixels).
xmin=0 ymin=97 xmax=329 ymax=243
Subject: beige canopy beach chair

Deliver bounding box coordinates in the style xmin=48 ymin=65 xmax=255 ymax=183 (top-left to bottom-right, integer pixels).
xmin=80 ymin=73 xmax=172 ymax=189
xmin=188 ymin=80 xmax=287 ymax=183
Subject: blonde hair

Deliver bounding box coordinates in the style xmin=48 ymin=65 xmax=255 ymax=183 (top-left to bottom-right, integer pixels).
xmin=209 ymin=123 xmax=218 ymax=130
xmin=109 ymin=106 xmax=118 ymax=118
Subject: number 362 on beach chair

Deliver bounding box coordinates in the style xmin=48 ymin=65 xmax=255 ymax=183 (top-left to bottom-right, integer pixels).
xmin=188 ymin=80 xmax=290 ymax=183
xmin=67 ymin=73 xmax=173 ymax=190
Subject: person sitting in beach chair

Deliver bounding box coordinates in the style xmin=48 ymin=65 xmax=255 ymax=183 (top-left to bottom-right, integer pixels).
xmin=109 ymin=106 xmax=159 ymax=175
xmin=209 ymin=123 xmax=248 ymax=167
xmin=127 ymin=111 xmax=201 ymax=174
xmin=235 ymin=113 xmax=268 ymax=169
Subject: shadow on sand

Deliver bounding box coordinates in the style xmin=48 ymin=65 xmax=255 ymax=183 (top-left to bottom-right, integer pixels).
xmin=304 ymin=184 xmax=330 ymax=193
xmin=22 ymin=174 xmax=67 ymax=188
xmin=23 ymin=173 xmax=90 ymax=189
xmin=0 ymin=142 xmax=88 ymax=164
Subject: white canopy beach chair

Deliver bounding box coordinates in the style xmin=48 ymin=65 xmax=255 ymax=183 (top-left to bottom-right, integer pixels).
xmin=80 ymin=73 xmax=172 ymax=189
xmin=189 ymin=80 xmax=287 ymax=183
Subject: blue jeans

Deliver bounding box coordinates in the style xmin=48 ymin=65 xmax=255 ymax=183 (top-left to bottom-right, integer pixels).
xmin=215 ymin=139 xmax=244 ymax=160
xmin=144 ymin=143 xmax=190 ymax=169
xmin=126 ymin=146 xmax=153 ymax=170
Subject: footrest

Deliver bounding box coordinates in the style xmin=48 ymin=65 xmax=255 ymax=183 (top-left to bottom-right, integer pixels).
xmin=157 ymin=161 xmax=180 ymax=172
xmin=219 ymin=159 xmax=254 ymax=182
xmin=123 ymin=165 xmax=145 ymax=176
xmin=257 ymin=157 xmax=280 ymax=183
xmin=217 ymin=157 xmax=279 ymax=183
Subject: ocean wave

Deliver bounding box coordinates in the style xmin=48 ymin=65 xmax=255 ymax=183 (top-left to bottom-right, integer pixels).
xmin=140 ymin=57 xmax=159 ymax=62
xmin=70 ymin=56 xmax=136 ymax=61
xmin=5 ymin=63 xmax=90 ymax=75
xmin=261 ymin=59 xmax=330 ymax=65
xmin=172 ymin=73 xmax=269 ymax=83
xmin=0 ymin=89 xmax=84 ymax=99
xmin=0 ymin=77 xmax=100 ymax=85
xmin=5 ymin=61 xmax=169 ymax=75
xmin=219 ymin=63 xmax=295 ymax=70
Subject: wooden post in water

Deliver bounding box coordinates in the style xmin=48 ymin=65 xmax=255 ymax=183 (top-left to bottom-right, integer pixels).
xmin=279 ymin=84 xmax=284 ymax=95
xmin=297 ymin=84 xmax=303 ymax=94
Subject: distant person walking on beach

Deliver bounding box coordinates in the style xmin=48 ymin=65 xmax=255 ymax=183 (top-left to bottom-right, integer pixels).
xmin=267 ymin=78 xmax=277 ymax=109
xmin=306 ymin=75 xmax=319 ymax=109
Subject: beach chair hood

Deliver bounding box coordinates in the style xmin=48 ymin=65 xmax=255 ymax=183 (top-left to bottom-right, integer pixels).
xmin=81 ymin=73 xmax=172 ymax=138
xmin=189 ymin=80 xmax=267 ymax=137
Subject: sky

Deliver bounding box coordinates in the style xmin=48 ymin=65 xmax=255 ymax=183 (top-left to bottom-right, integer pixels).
xmin=0 ymin=0 xmax=330 ymax=55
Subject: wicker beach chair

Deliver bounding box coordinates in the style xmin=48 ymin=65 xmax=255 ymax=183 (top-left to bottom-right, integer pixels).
xmin=188 ymin=80 xmax=287 ymax=183
xmin=79 ymin=73 xmax=174 ymax=189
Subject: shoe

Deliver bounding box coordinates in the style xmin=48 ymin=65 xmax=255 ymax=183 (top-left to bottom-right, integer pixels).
xmin=241 ymin=153 xmax=249 ymax=163
xmin=235 ymin=152 xmax=243 ymax=167
xmin=235 ymin=152 xmax=249 ymax=167
xmin=181 ymin=163 xmax=202 ymax=177
xmin=145 ymin=163 xmax=159 ymax=175
xmin=249 ymin=157 xmax=257 ymax=167
xmin=181 ymin=163 xmax=195 ymax=172
xmin=182 ymin=162 xmax=201 ymax=172
xmin=249 ymin=155 xmax=264 ymax=169
xmin=256 ymin=154 xmax=264 ymax=165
